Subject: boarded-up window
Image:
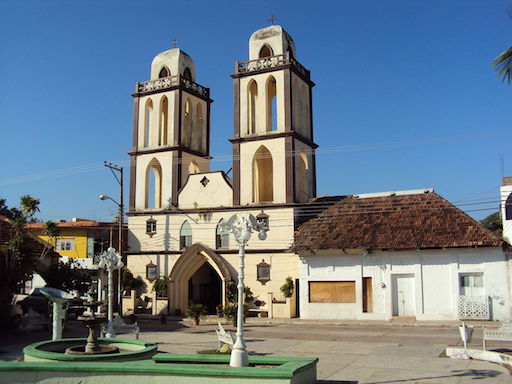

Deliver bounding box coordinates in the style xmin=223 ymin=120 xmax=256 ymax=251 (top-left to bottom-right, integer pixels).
xmin=308 ymin=281 xmax=356 ymax=303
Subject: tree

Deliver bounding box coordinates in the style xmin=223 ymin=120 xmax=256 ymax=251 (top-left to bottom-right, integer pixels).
xmin=492 ymin=47 xmax=512 ymax=84
xmin=492 ymin=11 xmax=512 ymax=83
xmin=45 ymin=260 xmax=91 ymax=296
xmin=0 ymin=196 xmax=55 ymax=327
xmin=480 ymin=212 xmax=502 ymax=236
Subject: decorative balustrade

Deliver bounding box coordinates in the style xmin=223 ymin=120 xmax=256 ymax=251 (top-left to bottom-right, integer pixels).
xmin=236 ymin=52 xmax=309 ymax=79
xmin=136 ymin=75 xmax=210 ymax=98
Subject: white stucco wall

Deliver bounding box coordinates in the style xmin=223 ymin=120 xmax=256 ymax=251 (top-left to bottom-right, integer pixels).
xmin=299 ymin=248 xmax=511 ymax=321
xmin=500 ymin=184 xmax=512 ymax=244
xmin=126 ymin=207 xmax=297 ymax=308
xmin=239 ymin=71 xmax=285 ymax=136
xmin=239 ymin=137 xmax=287 ymax=205
xmin=178 ymin=172 xmax=232 ymax=209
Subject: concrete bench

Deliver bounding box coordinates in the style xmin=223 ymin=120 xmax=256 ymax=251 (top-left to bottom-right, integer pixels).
xmin=101 ymin=315 xmax=140 ymax=339
xmin=483 ymin=322 xmax=512 ymax=350
xmin=248 ymin=308 xmax=268 ymax=317
xmin=215 ymin=321 xmax=234 ymax=350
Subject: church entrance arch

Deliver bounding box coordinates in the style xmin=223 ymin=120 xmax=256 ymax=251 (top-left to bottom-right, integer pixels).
xmin=168 ymin=243 xmax=232 ymax=315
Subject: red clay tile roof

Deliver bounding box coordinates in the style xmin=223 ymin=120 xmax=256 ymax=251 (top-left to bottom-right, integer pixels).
xmin=26 ymin=220 xmax=117 ymax=229
xmin=291 ymin=191 xmax=502 ymax=252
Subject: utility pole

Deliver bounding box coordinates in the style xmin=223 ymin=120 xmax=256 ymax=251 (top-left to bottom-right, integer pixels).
xmin=104 ymin=161 xmax=124 ymax=313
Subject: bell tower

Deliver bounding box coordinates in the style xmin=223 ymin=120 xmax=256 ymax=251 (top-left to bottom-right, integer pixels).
xmin=129 ymin=47 xmax=213 ymax=212
xmin=230 ymin=25 xmax=317 ymax=206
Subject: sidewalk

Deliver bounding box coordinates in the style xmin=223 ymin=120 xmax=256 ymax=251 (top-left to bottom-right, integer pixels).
xmin=136 ymin=314 xmax=503 ymax=328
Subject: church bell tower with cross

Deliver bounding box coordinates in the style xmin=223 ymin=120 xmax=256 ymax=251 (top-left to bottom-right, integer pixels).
xmin=129 ymin=42 xmax=213 ymax=212
xmin=230 ymin=23 xmax=318 ymax=205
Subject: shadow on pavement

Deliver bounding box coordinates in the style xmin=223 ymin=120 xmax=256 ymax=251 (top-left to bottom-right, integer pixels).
xmin=360 ymin=368 xmax=504 ymax=384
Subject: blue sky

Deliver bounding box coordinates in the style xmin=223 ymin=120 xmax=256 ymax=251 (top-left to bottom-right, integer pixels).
xmin=0 ymin=0 xmax=511 ymax=222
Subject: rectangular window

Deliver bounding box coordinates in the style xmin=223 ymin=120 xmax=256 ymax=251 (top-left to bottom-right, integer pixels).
xmin=309 ymin=281 xmax=356 ymax=303
xmin=459 ymin=273 xmax=484 ymax=297
xmin=56 ymin=238 xmax=75 ymax=251
xmin=146 ymin=220 xmax=157 ymax=234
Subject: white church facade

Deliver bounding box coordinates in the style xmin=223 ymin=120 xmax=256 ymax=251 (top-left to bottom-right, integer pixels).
xmin=125 ymin=25 xmax=512 ymax=321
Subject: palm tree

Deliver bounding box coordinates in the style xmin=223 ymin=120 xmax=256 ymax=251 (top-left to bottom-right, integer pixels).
xmin=492 ymin=10 xmax=512 ymax=84
xmin=492 ymin=47 xmax=512 ymax=83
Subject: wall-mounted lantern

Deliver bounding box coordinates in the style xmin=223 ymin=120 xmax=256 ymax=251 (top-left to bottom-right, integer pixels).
xmin=256 ymin=211 xmax=269 ymax=231
xmin=256 ymin=259 xmax=270 ymax=285
xmin=146 ymin=262 xmax=157 ymax=282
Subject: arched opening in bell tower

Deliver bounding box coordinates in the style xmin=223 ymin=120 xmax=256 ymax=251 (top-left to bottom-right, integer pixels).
xmin=145 ymin=158 xmax=162 ymax=209
xmin=158 ymin=66 xmax=170 ymax=78
xmin=259 ymin=44 xmax=274 ymax=58
xmin=144 ymin=98 xmax=153 ymax=148
xmin=253 ymin=146 xmax=274 ymax=202
xmin=183 ymin=67 xmax=192 ymax=81
xmin=183 ymin=98 xmax=193 ymax=147
xmin=159 ymin=96 xmax=168 ymax=146
xmin=247 ymin=80 xmax=258 ymax=134
xmin=266 ymin=76 xmax=277 ymax=132
xmin=297 ymin=152 xmax=309 ymax=203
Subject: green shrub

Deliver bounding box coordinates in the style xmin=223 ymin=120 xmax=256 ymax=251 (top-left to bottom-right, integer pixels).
xmin=153 ymin=276 xmax=168 ymax=298
xmin=280 ymin=276 xmax=294 ymax=299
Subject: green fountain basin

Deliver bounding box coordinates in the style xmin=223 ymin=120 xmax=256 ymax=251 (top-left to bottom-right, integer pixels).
xmin=0 ymin=352 xmax=318 ymax=384
xmin=23 ymin=338 xmax=157 ymax=362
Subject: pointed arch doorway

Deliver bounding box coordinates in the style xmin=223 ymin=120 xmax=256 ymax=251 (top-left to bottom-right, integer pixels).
xmin=169 ymin=243 xmax=232 ymax=315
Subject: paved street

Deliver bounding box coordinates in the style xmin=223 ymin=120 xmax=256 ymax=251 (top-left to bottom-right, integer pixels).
xmin=1 ymin=318 xmax=511 ymax=383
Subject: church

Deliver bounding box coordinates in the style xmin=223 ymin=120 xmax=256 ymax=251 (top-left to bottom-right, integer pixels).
xmin=125 ymin=24 xmax=511 ymax=322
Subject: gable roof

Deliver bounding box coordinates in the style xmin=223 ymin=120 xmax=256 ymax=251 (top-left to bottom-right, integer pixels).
xmin=291 ymin=191 xmax=502 ymax=253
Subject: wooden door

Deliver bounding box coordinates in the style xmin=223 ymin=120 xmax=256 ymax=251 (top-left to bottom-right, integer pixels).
xmin=362 ymin=277 xmax=373 ymax=313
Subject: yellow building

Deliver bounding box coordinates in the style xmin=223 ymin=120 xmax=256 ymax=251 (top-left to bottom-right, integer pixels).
xmin=27 ymin=218 xmax=122 ymax=260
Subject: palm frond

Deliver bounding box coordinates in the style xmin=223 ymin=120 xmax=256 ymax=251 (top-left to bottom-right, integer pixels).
xmin=492 ymin=47 xmax=512 ymax=83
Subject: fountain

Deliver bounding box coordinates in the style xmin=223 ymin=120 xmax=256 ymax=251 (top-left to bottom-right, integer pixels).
xmin=64 ymin=301 xmax=118 ymax=355
xmin=0 ymin=247 xmax=317 ymax=383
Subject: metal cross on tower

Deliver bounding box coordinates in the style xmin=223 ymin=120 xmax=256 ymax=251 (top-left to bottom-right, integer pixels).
xmin=267 ymin=14 xmax=277 ymax=25
xmin=171 ymin=38 xmax=179 ymax=48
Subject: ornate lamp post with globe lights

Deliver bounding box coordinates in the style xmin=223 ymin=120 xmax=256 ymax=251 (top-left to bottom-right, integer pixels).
xmin=221 ymin=213 xmax=268 ymax=367
xmin=98 ymin=247 xmax=124 ymax=338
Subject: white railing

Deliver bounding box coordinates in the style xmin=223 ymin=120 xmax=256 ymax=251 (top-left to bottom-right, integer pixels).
xmin=136 ymin=75 xmax=209 ymax=98
xmin=458 ymin=295 xmax=490 ymax=320
xmin=236 ymin=52 xmax=309 ymax=79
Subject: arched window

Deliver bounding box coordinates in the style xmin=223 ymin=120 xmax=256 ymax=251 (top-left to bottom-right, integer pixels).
xmin=194 ymin=102 xmax=203 ymax=152
xmin=188 ymin=161 xmax=200 ymax=174
xmin=506 ymin=193 xmax=512 ymax=220
xmin=145 ymin=158 xmax=162 ymax=209
xmin=158 ymin=67 xmax=170 ymax=78
xmin=183 ymin=67 xmax=192 ymax=81
xmin=253 ymin=146 xmax=273 ymax=202
xmin=266 ymin=76 xmax=277 ymax=131
xmin=144 ymin=98 xmax=153 ymax=148
xmin=297 ymin=152 xmax=309 ymax=202
xmin=183 ymin=98 xmax=192 ymax=147
xmin=216 ymin=219 xmax=229 ymax=249
xmin=247 ymin=80 xmax=258 ymax=134
xmin=159 ymin=96 xmax=168 ymax=146
xmin=180 ymin=221 xmax=192 ymax=250
xmin=259 ymin=44 xmax=273 ymax=58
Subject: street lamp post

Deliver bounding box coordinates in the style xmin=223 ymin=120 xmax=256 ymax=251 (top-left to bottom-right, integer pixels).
xmin=222 ymin=214 xmax=268 ymax=367
xmin=99 ymin=193 xmax=123 ymax=313
xmin=103 ymin=161 xmax=124 ymax=312
xmin=98 ymin=247 xmax=124 ymax=338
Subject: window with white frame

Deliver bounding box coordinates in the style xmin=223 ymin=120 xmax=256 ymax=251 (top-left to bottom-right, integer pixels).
xmin=146 ymin=218 xmax=157 ymax=236
xmin=459 ymin=273 xmax=485 ymax=297
xmin=56 ymin=238 xmax=75 ymax=251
